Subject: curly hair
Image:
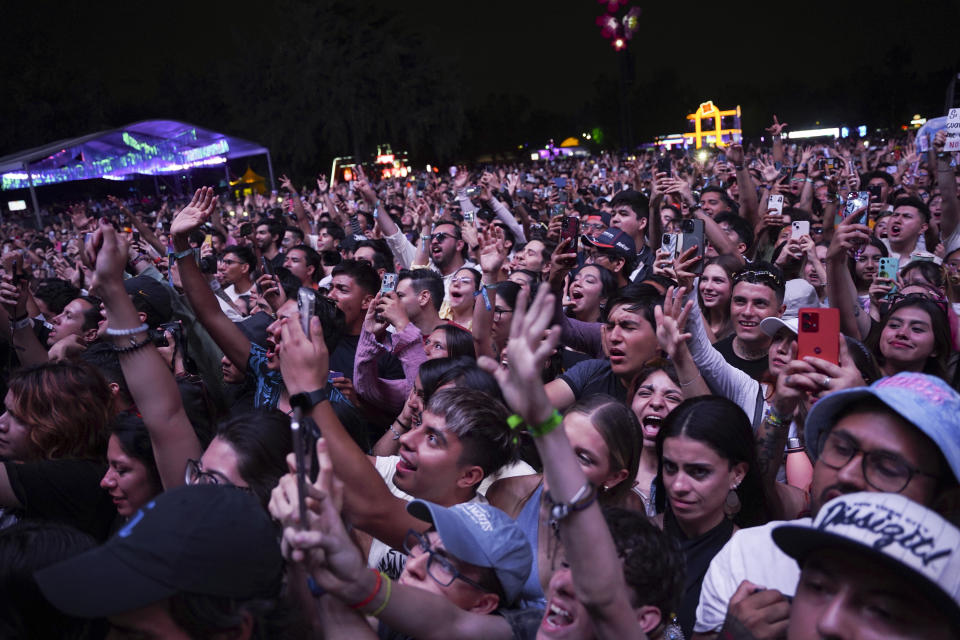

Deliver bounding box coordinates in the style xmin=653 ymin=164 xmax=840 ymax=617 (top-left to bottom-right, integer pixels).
xmin=7 ymin=361 xmax=113 ymax=461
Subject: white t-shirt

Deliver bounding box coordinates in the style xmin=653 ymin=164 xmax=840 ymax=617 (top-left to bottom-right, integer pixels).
xmin=694 ymin=518 xmax=809 ymax=633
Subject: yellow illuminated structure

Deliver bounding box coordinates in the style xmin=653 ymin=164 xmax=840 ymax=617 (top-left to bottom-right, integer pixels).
xmin=683 ymin=101 xmax=742 ymax=149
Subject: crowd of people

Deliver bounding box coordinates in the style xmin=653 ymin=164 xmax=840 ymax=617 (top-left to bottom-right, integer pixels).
xmin=0 ymin=115 xmax=959 ymax=639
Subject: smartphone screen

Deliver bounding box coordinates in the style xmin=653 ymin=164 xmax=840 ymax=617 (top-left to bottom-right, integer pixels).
xmin=768 ymin=195 xmax=785 ymax=217
xmin=560 ymin=217 xmax=580 ymax=254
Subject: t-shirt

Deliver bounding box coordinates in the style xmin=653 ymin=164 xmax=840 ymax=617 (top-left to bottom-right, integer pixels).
xmin=694 ymin=519 xmax=808 ymax=633
xmin=330 ymin=335 xmax=405 ymax=384
xmin=378 ymin=607 xmax=542 ymax=640
xmin=4 ymin=459 xmax=118 ymax=542
xmin=713 ymin=335 xmax=768 ymax=382
xmin=558 ymin=359 xmax=627 ymax=403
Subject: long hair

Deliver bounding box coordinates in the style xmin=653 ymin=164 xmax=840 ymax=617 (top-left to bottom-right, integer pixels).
xmin=566 ymin=395 xmax=642 ymax=506
xmin=430 ymin=324 xmax=476 ymax=360
xmin=109 ymin=413 xmax=164 ymax=498
xmin=654 ymin=396 xmax=771 ymax=528
xmin=215 ymin=410 xmax=292 ymax=508
xmin=7 ymin=361 xmax=113 ymax=461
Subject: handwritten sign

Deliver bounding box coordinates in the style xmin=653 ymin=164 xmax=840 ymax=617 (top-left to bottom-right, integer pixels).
xmin=946 ymin=108 xmax=960 ymax=152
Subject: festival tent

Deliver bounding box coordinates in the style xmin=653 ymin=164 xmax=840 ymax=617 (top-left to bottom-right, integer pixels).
xmin=0 ymin=119 xmax=274 ymax=225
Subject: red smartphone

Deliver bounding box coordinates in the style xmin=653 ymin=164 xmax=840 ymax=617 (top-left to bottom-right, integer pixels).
xmin=797 ymin=307 xmax=840 ymax=365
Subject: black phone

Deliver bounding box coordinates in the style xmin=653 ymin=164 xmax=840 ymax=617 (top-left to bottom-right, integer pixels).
xmin=260 ymin=256 xmax=274 ymax=278
xmin=868 ymin=184 xmax=883 ymax=201
xmin=132 ymin=230 xmax=141 ymax=244
xmin=239 ymin=222 xmax=253 ymax=236
xmin=680 ymin=218 xmax=705 ymax=275
xmin=657 ymin=156 xmax=672 ymax=176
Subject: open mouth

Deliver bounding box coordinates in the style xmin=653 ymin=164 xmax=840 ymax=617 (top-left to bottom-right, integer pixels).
xmin=641 ymin=415 xmax=663 ymax=438
xmin=396 ymin=454 xmax=418 ymax=475
xmin=542 ymin=601 xmax=575 ymax=631
xmin=738 ymin=320 xmax=758 ymax=329
xmin=890 ymin=223 xmax=902 ymax=236
xmin=608 ymin=347 xmax=626 ymax=363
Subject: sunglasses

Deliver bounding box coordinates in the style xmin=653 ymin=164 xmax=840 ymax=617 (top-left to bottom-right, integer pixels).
xmin=430 ymin=232 xmax=459 ymax=243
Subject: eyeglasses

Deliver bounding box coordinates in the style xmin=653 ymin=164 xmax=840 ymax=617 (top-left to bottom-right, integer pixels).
xmin=582 ymin=222 xmax=606 ymax=231
xmin=219 ymin=258 xmax=242 ymax=266
xmin=733 ymin=269 xmax=783 ymax=289
xmin=184 ymin=458 xmax=252 ymax=492
xmin=493 ymin=306 xmax=513 ymax=320
xmin=449 ymin=276 xmax=476 ymax=286
xmin=818 ymin=432 xmax=940 ymax=493
xmin=430 ymin=232 xmax=459 ymax=243
xmin=402 ymin=530 xmax=491 ymax=592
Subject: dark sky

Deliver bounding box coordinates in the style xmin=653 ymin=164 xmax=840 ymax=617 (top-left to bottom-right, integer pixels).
xmin=3 ymin=0 xmax=960 ymax=162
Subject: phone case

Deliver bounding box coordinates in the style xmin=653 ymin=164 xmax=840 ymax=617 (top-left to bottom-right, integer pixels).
xmin=798 ymin=307 xmax=840 ymax=365
xmin=791 ymin=221 xmax=809 ymax=239
xmin=768 ymin=195 xmax=784 ymax=216
xmin=680 ymin=219 xmax=705 ymax=275
xmin=878 ymin=257 xmax=899 ymax=281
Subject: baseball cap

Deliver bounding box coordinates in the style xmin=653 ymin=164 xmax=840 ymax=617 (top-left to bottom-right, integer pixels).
xmin=406 ymin=499 xmax=532 ymax=605
xmin=582 ymin=227 xmax=636 ymax=258
xmin=34 ymin=485 xmax=282 ymax=618
xmin=123 ymin=275 xmax=172 ymax=328
xmin=759 ymin=316 xmax=798 ymax=337
xmin=781 ymin=279 xmax=819 ymax=319
xmin=804 ymin=372 xmax=960 ymax=483
xmin=773 ymin=492 xmax=960 ymax=627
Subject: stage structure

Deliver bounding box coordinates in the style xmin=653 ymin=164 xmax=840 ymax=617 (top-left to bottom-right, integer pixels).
xmin=0 ymin=120 xmax=272 ymax=226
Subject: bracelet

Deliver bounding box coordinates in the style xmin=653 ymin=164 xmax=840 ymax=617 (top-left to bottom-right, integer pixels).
xmin=546 ymin=482 xmax=598 ymax=529
xmin=369 ymin=573 xmax=393 ymax=617
xmin=172 ymin=248 xmax=194 ymax=261
xmin=482 ymin=282 xmax=498 ymax=291
xmin=349 ymin=569 xmax=382 ymax=610
xmin=389 ymin=419 xmax=409 ymax=440
xmin=506 ymin=410 xmax=563 ymax=438
xmin=11 ymin=316 xmax=33 ymax=331
xmin=765 ymin=408 xmax=790 ymax=428
xmin=479 ymin=285 xmax=492 ymax=311
xmin=420 ymin=233 xmax=431 ymax=240
xmin=786 ymin=437 xmax=805 ymax=453
xmin=105 ymin=323 xmax=149 ymax=337
xmin=112 ymin=336 xmax=152 ymax=355
xmin=679 ymin=375 xmax=700 ymax=387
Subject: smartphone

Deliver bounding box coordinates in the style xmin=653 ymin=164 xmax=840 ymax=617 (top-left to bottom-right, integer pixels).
xmin=844 ymin=191 xmax=870 ymax=223
xmin=679 ymin=218 xmax=705 ymax=275
xmin=656 ymin=156 xmax=672 ymax=176
xmin=327 ymin=370 xmax=344 ymax=382
xmin=553 ymin=177 xmax=567 ymax=188
xmin=868 ymin=184 xmax=883 ymax=201
xmin=349 ymin=215 xmax=362 ymax=236
xmin=768 ymin=194 xmax=785 ymax=217
xmin=878 ymin=256 xmax=899 ymax=281
xmin=819 ymin=157 xmax=840 ymax=172
xmin=550 ymin=203 xmax=565 ymax=218
xmin=560 ymin=216 xmax=580 ymax=253
xmin=381 ymin=272 xmax=398 ymax=295
xmin=297 ymin=287 xmax=316 ymax=337
xmin=660 ymin=232 xmax=680 ymax=260
xmin=132 ymin=230 xmax=141 ymax=244
xmin=791 ymin=221 xmax=810 ymax=240
xmin=290 ymin=415 xmax=311 ymax=528
xmin=463 ymin=209 xmax=475 ymax=224
xmin=260 ymin=255 xmax=275 ymax=278
xmin=798 ymin=308 xmax=840 ymax=365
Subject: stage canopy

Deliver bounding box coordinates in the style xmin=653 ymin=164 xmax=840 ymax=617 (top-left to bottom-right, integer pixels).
xmin=0 ymin=119 xmax=270 ymax=191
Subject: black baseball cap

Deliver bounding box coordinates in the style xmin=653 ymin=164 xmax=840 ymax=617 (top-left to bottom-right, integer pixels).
xmin=123 ymin=275 xmax=173 ymax=328
xmin=34 ymin=485 xmax=282 ymax=618
xmin=581 ymin=226 xmax=636 ymax=258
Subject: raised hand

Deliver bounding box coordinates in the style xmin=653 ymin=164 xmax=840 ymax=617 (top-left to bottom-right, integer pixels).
xmin=277 ymin=313 xmax=329 ymax=396
xmin=654 ymin=286 xmax=694 ymax=359
xmin=766 ymin=115 xmax=789 ymax=136
xmin=279 ymin=174 xmax=296 ymax=193
xmin=478 ymin=225 xmax=507 ymax=276
xmin=170 ymin=187 xmax=217 ymax=238
xmin=87 ymin=221 xmax=130 ymax=295
xmin=316 ymin=174 xmax=329 ymax=194
xmin=478 ymin=285 xmax=560 ymax=425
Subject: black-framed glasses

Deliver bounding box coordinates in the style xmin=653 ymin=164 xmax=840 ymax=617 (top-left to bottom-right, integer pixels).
xmin=184 ymin=458 xmax=253 ymax=492
xmin=430 ymin=232 xmax=459 ymax=243
xmin=219 ymin=258 xmax=243 ymax=266
xmin=493 ymin=306 xmax=513 ymax=321
xmin=733 ymin=269 xmax=783 ymax=289
xmin=402 ymin=529 xmax=490 ymax=592
xmin=817 ymin=432 xmax=940 ymax=493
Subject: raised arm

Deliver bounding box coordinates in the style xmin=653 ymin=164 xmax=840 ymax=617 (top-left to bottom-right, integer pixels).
xmin=824 ymin=208 xmax=871 ymax=340
xmin=479 ymin=286 xmax=645 ymax=640
xmin=934 ymin=131 xmax=960 ymax=240
xmin=87 ymin=222 xmax=201 ymax=490
xmin=279 ymin=174 xmax=312 ymax=240
xmin=170 ymin=188 xmax=252 ymax=372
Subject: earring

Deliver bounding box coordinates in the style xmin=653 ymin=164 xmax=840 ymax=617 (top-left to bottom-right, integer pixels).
xmin=724 ymin=482 xmax=741 ymax=518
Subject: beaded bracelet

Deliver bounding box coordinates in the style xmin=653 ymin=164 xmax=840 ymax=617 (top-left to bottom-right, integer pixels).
xmin=105 ymin=322 xmax=149 ymax=337
xmin=765 ymin=408 xmax=790 ymax=428
xmin=112 ymin=336 xmax=152 ymax=355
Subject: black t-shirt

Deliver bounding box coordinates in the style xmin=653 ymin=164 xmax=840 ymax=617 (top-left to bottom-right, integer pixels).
xmin=559 ymin=359 xmax=627 ymax=403
xmin=329 ymin=335 xmax=405 ymax=382
xmin=713 ymin=335 xmax=768 ymax=382
xmin=4 ymin=459 xmax=117 ymax=542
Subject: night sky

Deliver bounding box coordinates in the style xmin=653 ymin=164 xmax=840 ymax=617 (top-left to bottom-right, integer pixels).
xmin=2 ymin=0 xmax=959 ymax=176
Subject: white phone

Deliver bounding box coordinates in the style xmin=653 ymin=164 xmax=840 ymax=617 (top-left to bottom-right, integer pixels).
xmin=791 ymin=220 xmax=809 ymax=240
xmin=768 ymin=194 xmax=785 ymax=217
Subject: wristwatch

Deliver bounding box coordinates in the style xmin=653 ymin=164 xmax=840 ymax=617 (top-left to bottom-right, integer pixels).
xmin=290 ymin=386 xmax=331 ymax=412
